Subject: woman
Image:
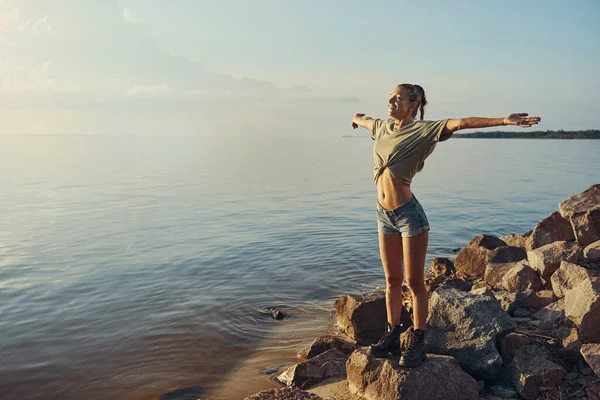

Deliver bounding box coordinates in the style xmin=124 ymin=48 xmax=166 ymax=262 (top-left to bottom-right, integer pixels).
xmin=351 ymin=84 xmax=540 ymax=368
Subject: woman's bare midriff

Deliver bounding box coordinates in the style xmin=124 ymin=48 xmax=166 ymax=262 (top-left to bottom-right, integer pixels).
xmin=376 ymin=168 xmax=413 ymax=210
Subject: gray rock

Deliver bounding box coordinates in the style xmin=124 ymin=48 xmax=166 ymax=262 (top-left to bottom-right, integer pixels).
xmin=488 ymin=246 xmax=528 ymax=264
xmin=533 ymin=298 xmax=569 ymax=327
xmin=500 ymin=262 xmax=543 ymax=292
xmin=485 ymin=261 xmax=526 ymax=288
xmin=513 ymin=308 xmax=531 ymax=317
xmin=551 ymin=261 xmax=592 ymax=298
xmin=346 ymin=348 xmax=479 ymax=400
xmin=470 ymin=286 xmax=495 ymax=298
xmin=565 ymin=277 xmax=600 ymax=342
xmin=455 ymin=235 xmax=507 ymax=278
xmin=584 ymin=239 xmax=600 ymax=262
xmin=526 ymin=211 xmax=575 ymax=250
xmin=527 ymin=241 xmax=583 ymax=278
xmin=495 ymin=290 xmax=556 ymax=315
xmin=511 ymin=344 xmax=566 ymax=400
xmin=580 ymin=343 xmax=600 ymax=379
xmin=426 ymin=287 xmax=515 ymax=380
xmin=500 ymin=233 xmax=529 ymax=249
xmin=488 ymin=385 xmax=520 ymax=399
xmin=439 ymin=277 xmax=473 ymax=291
xmin=559 ymin=184 xmax=600 ymax=247
xmin=305 ymin=335 xmax=356 ymax=359
xmin=499 ymin=333 xmax=532 ymax=364
xmin=244 ymin=386 xmax=323 ymax=400
xmin=277 ymin=348 xmax=348 ymax=389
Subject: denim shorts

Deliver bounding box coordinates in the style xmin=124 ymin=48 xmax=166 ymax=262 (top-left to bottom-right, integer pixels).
xmin=376 ymin=195 xmax=430 ymax=237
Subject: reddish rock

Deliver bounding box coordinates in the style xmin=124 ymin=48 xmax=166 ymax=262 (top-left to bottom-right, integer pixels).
xmin=551 ymin=261 xmax=591 ymax=298
xmin=305 ymin=335 xmax=356 ymax=359
xmin=564 ymin=277 xmax=600 ymax=342
xmin=277 ymin=349 xmax=348 ymax=389
xmin=455 ymin=235 xmax=507 ymax=278
xmin=499 ymin=333 xmax=532 ymax=364
xmin=428 ymin=258 xmax=455 ymax=277
xmin=500 ymin=263 xmax=543 ymax=292
xmin=346 ymin=349 xmax=479 ymax=400
xmin=511 ymin=344 xmax=566 ymax=400
xmin=534 ymin=298 xmax=569 ymax=327
xmin=487 ymin=246 xmax=528 ymax=264
xmin=526 ymin=211 xmax=575 ymax=250
xmin=485 ymin=261 xmax=525 ymax=288
xmin=527 ymin=241 xmax=583 ymax=278
xmin=495 ymin=290 xmax=556 ymax=315
xmin=500 ymin=233 xmax=528 ymax=249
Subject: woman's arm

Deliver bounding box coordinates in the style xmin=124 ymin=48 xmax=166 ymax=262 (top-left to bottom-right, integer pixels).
xmin=351 ymin=113 xmax=375 ymax=131
xmin=443 ymin=113 xmax=541 ymax=135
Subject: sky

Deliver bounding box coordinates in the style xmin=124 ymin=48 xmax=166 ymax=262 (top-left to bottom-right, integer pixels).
xmin=1 ymin=0 xmax=599 ymax=136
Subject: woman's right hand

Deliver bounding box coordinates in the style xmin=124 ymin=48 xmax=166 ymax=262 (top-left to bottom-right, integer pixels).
xmin=352 ymin=113 xmax=365 ymax=129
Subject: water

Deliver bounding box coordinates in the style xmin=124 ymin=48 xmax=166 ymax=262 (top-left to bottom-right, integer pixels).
xmin=1 ymin=135 xmax=598 ymax=399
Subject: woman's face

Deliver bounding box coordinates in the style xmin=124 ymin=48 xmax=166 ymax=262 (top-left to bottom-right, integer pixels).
xmin=387 ymin=86 xmax=416 ymax=120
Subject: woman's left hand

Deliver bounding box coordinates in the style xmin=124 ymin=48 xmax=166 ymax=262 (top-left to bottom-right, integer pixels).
xmin=504 ymin=113 xmax=541 ymax=127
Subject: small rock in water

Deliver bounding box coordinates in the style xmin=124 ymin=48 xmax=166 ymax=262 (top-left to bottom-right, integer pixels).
xmin=268 ymin=308 xmax=286 ymax=320
xmin=159 ymin=386 xmax=204 ymax=400
xmin=260 ymin=366 xmax=283 ymax=375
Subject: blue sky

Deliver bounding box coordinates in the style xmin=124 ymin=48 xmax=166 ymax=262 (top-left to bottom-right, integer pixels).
xmin=1 ymin=0 xmax=599 ymax=135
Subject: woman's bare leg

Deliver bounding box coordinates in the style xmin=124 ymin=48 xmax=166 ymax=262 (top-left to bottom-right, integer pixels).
xmin=403 ymin=230 xmax=429 ymax=330
xmin=378 ymin=232 xmax=404 ymax=326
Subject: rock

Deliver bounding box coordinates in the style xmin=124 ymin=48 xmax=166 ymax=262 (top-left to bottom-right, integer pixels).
xmin=581 ymin=344 xmax=600 ymax=379
xmin=495 ymin=290 xmax=556 ymax=315
xmin=428 ymin=257 xmax=455 ymax=277
xmin=470 ymin=286 xmax=495 ymax=298
xmin=551 ymin=261 xmax=592 ymax=298
xmin=488 ymin=246 xmax=528 ymax=264
xmin=514 ymin=308 xmax=531 ymax=317
xmin=426 ymin=287 xmax=515 ymax=380
xmin=485 ymin=261 xmax=526 ymax=288
xmin=334 ymin=295 xmax=402 ymax=345
xmin=277 ymin=349 xmax=347 ymax=389
xmin=499 ymin=333 xmax=532 ymax=364
xmin=585 ymin=240 xmax=600 ymax=262
xmin=270 ymin=308 xmax=286 ymax=320
xmin=511 ymin=344 xmax=566 ymax=400
xmin=500 ymin=263 xmax=543 ymax=292
xmin=566 ymin=372 xmax=580 ymax=380
xmin=455 ymin=235 xmax=507 ymax=278
xmin=244 ymin=386 xmax=323 ymax=400
xmin=582 ymin=367 xmax=593 ymax=375
xmin=559 ymin=184 xmax=600 ymax=247
xmin=526 ymin=211 xmax=575 ymax=250
xmin=527 ymin=241 xmax=583 ymax=278
xmin=439 ymin=277 xmax=473 ymax=291
xmin=534 ymin=298 xmax=569 ymax=327
xmin=500 ymin=233 xmax=528 ymax=249
xmin=564 ymin=277 xmax=600 ymax=342
xmin=561 ymin=328 xmax=581 ymax=361
xmin=159 ymin=386 xmax=204 ymax=400
xmin=346 ymin=348 xmax=479 ymax=400
xmin=588 ymin=386 xmax=600 ymax=400
xmin=306 ymin=335 xmax=356 ymax=359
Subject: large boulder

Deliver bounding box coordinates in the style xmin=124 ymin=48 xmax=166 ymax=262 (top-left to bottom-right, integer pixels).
xmin=559 ymin=184 xmax=600 ymax=247
xmin=527 ymin=241 xmax=583 ymax=278
xmin=525 ymin=211 xmax=575 ymax=250
xmin=426 ymin=287 xmax=515 ymax=380
xmin=500 ymin=263 xmax=542 ymax=292
xmin=428 ymin=257 xmax=455 ymax=277
xmin=346 ymin=349 xmax=479 ymax=400
xmin=581 ymin=344 xmax=600 ymax=379
xmin=511 ymin=344 xmax=566 ymax=400
xmin=564 ymin=277 xmax=600 ymax=342
xmin=244 ymin=386 xmax=323 ymax=400
xmin=550 ymin=261 xmax=592 ymax=298
xmin=277 ymin=349 xmax=348 ymax=389
xmin=585 ymin=240 xmax=600 ymax=262
xmin=533 ymin=298 xmax=570 ymax=327
xmin=305 ymin=335 xmax=356 ymax=359
xmin=487 ymin=246 xmax=528 ymax=264
xmin=485 ymin=261 xmax=527 ymax=288
xmin=455 ymin=235 xmax=507 ymax=278
xmin=334 ymin=295 xmax=410 ymax=345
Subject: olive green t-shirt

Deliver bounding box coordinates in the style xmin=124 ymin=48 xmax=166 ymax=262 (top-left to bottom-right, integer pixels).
xmin=370 ymin=118 xmax=451 ymax=185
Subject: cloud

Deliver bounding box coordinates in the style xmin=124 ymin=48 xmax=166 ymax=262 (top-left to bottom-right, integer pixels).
xmin=17 ymin=15 xmax=51 ymax=33
xmin=123 ymin=8 xmax=143 ymax=24
xmin=127 ymin=84 xmax=173 ymax=96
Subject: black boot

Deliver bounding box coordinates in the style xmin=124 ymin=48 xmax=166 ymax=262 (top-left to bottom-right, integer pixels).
xmin=399 ymin=328 xmax=426 ymax=367
xmin=369 ymin=322 xmax=406 ymax=358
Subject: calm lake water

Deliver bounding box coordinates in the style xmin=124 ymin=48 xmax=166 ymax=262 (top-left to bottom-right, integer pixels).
xmin=1 ymin=135 xmax=599 ymax=399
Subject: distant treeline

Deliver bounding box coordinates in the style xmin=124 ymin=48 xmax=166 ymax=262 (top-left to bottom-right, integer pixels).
xmin=455 ymin=130 xmax=600 ymax=139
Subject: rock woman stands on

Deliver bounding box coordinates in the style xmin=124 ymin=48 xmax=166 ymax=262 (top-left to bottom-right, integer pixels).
xmin=351 ymin=84 xmax=540 ymax=367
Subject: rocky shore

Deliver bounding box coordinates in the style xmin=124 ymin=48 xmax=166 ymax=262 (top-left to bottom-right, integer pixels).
xmin=244 ymin=184 xmax=600 ymax=400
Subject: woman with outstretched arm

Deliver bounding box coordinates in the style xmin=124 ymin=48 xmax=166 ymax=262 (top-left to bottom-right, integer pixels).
xmin=351 ymin=83 xmax=540 ymax=368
